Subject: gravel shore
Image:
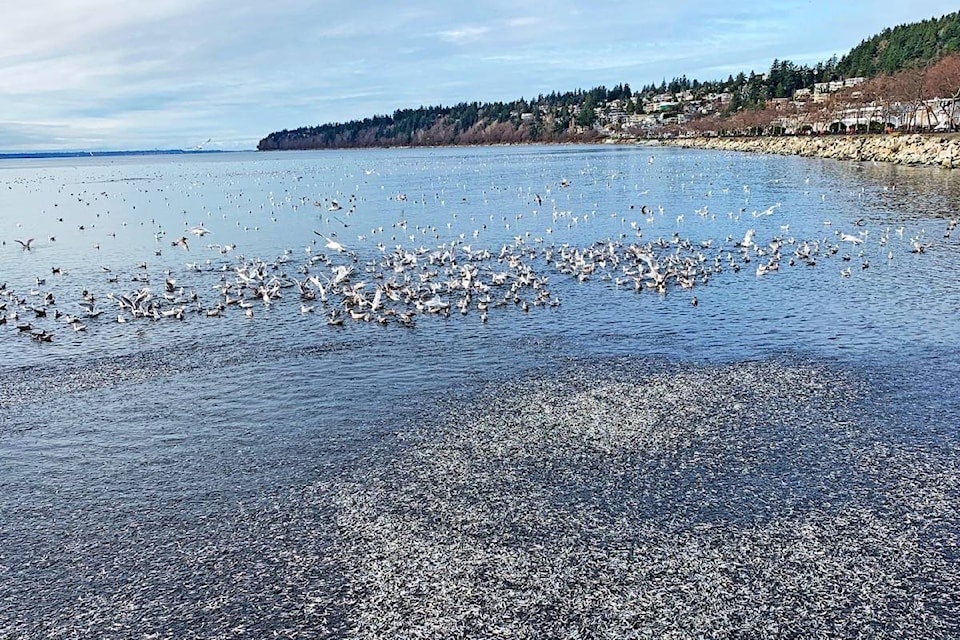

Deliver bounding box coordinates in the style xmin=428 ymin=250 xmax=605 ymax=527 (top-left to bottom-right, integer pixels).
xmin=655 ymin=133 xmax=960 ymax=168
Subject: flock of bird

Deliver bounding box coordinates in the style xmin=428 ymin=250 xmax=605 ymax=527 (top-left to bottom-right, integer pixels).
xmin=1 ymin=156 xmax=957 ymax=346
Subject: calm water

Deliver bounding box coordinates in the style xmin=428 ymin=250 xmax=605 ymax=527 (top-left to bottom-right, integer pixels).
xmin=1 ymin=145 xmax=958 ymax=636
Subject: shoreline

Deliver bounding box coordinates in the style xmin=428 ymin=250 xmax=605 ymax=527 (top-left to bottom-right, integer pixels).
xmin=646 ymin=133 xmax=960 ymax=168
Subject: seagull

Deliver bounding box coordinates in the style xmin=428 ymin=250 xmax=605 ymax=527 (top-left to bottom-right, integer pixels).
xmin=837 ymin=231 xmax=864 ymax=245
xmin=314 ymin=231 xmax=346 ymax=253
xmin=172 ymin=236 xmax=190 ymax=251
xmin=15 ymin=238 xmax=34 ymax=250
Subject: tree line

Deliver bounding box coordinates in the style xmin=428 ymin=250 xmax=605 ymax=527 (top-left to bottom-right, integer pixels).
xmin=257 ymin=86 xmax=627 ymax=150
xmin=836 ymin=12 xmax=960 ymax=77
xmin=677 ymin=53 xmax=960 ymax=137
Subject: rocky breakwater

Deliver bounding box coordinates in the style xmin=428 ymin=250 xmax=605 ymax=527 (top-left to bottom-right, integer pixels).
xmin=661 ymin=134 xmax=960 ymax=168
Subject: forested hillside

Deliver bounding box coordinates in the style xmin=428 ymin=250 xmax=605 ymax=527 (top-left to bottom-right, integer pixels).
xmin=837 ymin=12 xmax=960 ymax=77
xmin=257 ymin=86 xmax=627 ymax=150
xmin=258 ymin=11 xmax=960 ymax=150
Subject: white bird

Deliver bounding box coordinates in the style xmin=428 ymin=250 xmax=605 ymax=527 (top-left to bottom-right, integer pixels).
xmin=314 ymin=231 xmax=346 ymax=253
xmin=330 ymin=265 xmax=352 ymax=285
xmin=15 ymin=238 xmax=34 ymax=250
xmin=838 ymin=232 xmax=864 ymax=245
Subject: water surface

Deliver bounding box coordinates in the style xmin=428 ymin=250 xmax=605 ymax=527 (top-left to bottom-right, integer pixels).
xmin=1 ymin=145 xmax=958 ymax=638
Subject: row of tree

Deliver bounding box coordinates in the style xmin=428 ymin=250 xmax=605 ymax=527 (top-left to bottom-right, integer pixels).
xmin=257 ymin=87 xmax=626 ymax=150
xmin=675 ymin=53 xmax=960 ymax=136
xmin=634 ymin=57 xmax=842 ymax=104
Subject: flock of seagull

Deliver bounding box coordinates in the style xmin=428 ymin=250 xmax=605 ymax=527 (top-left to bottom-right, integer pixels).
xmin=1 ymin=161 xmax=957 ymax=346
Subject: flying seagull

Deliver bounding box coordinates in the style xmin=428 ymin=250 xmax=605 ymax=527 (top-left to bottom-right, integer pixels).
xmin=314 ymin=231 xmax=346 ymax=253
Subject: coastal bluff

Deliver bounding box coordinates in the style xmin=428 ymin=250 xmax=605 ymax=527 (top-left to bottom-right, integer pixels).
xmin=654 ymin=134 xmax=960 ymax=168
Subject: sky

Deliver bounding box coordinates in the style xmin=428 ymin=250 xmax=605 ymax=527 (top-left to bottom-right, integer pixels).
xmin=1 ymin=0 xmax=957 ymax=151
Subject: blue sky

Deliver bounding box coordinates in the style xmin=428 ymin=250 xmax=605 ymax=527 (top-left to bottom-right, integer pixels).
xmin=1 ymin=0 xmax=957 ymax=151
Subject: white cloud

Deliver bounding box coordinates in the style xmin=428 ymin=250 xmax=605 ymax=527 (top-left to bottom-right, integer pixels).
xmin=1 ymin=0 xmax=959 ymax=151
xmin=437 ymin=26 xmax=492 ymax=43
xmin=504 ymin=16 xmax=541 ymax=29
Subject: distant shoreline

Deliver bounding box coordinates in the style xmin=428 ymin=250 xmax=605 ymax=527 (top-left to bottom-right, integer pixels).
xmin=249 ymin=133 xmax=960 ymax=169
xmin=10 ymin=135 xmax=958 ymax=168
xmin=0 ymin=149 xmax=231 ymax=160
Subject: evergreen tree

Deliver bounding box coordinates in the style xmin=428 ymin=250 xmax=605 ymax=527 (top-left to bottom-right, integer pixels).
xmin=576 ymin=95 xmax=597 ymax=127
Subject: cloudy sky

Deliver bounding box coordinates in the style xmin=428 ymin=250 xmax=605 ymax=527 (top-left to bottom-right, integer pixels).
xmin=1 ymin=0 xmax=957 ymax=151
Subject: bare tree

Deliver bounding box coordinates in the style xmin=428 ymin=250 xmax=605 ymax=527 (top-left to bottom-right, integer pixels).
xmin=888 ymin=66 xmax=929 ymax=131
xmin=858 ymin=75 xmax=894 ymax=132
xmin=924 ymin=53 xmax=960 ymax=131
xmin=807 ymin=93 xmax=838 ymax=133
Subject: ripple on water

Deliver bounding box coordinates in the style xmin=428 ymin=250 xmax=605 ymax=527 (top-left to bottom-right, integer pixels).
xmin=2 ymin=148 xmax=959 ymax=638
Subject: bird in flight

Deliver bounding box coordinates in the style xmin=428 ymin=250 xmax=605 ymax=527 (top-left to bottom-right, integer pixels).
xmin=15 ymin=238 xmax=34 ymax=250
xmin=314 ymin=231 xmax=346 ymax=253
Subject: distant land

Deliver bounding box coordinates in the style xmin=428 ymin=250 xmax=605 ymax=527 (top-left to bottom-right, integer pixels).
xmin=0 ymin=149 xmax=229 ymax=160
xmin=259 ymin=11 xmax=960 ymax=151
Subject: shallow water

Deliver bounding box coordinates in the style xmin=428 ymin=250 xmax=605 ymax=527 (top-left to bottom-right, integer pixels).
xmin=1 ymin=145 xmax=958 ymax=638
